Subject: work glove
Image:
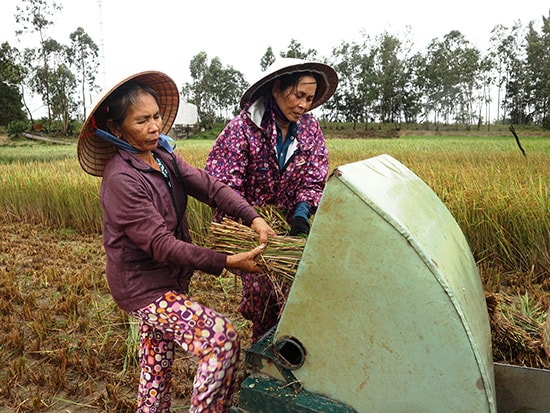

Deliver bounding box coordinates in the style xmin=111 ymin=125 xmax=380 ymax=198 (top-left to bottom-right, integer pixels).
xmin=289 ymin=217 xmax=309 ymax=237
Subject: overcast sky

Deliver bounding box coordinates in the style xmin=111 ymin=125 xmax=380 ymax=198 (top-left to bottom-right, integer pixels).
xmin=1 ymin=0 xmax=549 ymax=115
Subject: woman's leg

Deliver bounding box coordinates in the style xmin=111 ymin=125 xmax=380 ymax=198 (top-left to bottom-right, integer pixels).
xmin=132 ymin=291 xmax=240 ymax=413
xmin=136 ymin=322 xmax=175 ymax=412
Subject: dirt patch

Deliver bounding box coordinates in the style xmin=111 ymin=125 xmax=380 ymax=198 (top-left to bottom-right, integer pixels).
xmin=1 ymin=220 xmax=548 ymax=411
xmin=0 ymin=222 xmax=251 ymax=412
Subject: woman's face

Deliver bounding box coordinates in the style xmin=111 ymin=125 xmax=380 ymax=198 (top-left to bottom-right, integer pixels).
xmin=112 ymin=91 xmax=163 ymax=152
xmin=273 ymin=75 xmax=317 ymax=122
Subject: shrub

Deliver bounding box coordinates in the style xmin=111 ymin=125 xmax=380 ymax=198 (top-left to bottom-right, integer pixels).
xmin=6 ymin=120 xmax=29 ymax=138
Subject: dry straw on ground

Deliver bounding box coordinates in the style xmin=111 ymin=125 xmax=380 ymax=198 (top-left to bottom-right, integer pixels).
xmin=486 ymin=292 xmax=550 ymax=369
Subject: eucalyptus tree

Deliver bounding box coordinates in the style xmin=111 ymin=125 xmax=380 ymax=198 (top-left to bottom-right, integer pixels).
xmin=185 ymin=52 xmax=213 ymax=127
xmin=183 ymin=52 xmax=247 ymax=127
xmin=503 ymin=27 xmax=529 ymax=124
xmin=28 ymin=38 xmax=65 ymax=121
xmin=372 ymin=32 xmax=410 ymax=124
xmin=402 ymin=52 xmax=425 ymax=123
xmin=453 ymin=45 xmax=482 ymax=127
xmin=489 ymin=24 xmax=509 ymax=122
xmin=329 ymin=39 xmax=373 ymax=127
xmin=409 ymin=51 xmax=431 ymax=123
xmin=524 ymin=14 xmax=550 ymax=125
xmin=0 ymin=42 xmax=27 ymax=126
xmin=280 ymin=39 xmax=318 ymax=60
xmin=69 ymin=27 xmax=99 ymax=120
xmin=489 ymin=22 xmax=527 ymax=123
xmin=15 ymin=0 xmax=63 ymax=127
xmin=476 ymin=54 xmax=496 ymax=129
xmin=420 ymin=30 xmax=478 ymax=127
xmin=420 ymin=36 xmax=452 ymax=125
xmin=49 ymin=63 xmax=77 ymax=134
xmin=210 ymin=61 xmax=247 ymax=119
xmin=28 ymin=38 xmax=80 ymax=135
xmin=260 ymin=47 xmax=276 ymax=71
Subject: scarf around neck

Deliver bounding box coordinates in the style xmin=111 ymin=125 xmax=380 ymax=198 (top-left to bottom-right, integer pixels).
xmin=262 ymin=95 xmax=289 ymax=129
xmin=94 ymin=128 xmax=176 ymax=154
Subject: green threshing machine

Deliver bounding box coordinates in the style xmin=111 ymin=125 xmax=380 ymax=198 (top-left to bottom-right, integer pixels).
xmin=231 ymin=154 xmax=550 ymax=413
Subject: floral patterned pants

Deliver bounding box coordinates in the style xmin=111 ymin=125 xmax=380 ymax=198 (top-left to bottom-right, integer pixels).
xmin=239 ymin=273 xmax=290 ymax=342
xmin=130 ymin=290 xmax=240 ymax=413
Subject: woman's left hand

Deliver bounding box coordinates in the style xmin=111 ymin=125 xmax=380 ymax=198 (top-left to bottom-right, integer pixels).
xmin=225 ymin=245 xmax=266 ymax=273
xmin=250 ymin=217 xmax=276 ymax=247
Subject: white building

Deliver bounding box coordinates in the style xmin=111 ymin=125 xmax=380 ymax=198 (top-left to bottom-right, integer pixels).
xmin=170 ymin=101 xmax=199 ymax=139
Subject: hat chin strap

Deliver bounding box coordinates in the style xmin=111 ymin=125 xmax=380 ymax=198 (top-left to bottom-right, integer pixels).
xmin=94 ymin=128 xmax=176 ymax=154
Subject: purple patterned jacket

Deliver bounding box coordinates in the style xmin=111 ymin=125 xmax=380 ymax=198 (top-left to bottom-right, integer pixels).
xmin=205 ymin=98 xmax=329 ymax=222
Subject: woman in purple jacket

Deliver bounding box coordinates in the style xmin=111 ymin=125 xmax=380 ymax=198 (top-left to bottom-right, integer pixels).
xmin=77 ymin=71 xmax=274 ymax=413
xmin=205 ymin=59 xmax=338 ymax=342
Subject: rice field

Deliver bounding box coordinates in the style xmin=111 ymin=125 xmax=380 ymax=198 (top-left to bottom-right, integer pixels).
xmin=0 ymin=133 xmax=549 ymax=411
xmin=1 ymin=135 xmax=548 ymax=284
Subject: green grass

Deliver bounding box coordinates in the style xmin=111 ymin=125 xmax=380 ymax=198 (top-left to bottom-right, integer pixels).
xmin=0 ymin=142 xmax=76 ymax=164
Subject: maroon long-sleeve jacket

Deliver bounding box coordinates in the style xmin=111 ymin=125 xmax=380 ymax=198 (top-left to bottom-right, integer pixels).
xmin=100 ymin=147 xmax=259 ymax=313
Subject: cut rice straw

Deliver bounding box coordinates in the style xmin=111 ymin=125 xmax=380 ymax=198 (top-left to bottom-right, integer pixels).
xmin=209 ymin=217 xmax=306 ymax=287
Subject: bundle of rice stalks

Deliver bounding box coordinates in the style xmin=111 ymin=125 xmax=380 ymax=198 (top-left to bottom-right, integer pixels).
xmin=486 ymin=292 xmax=550 ymax=369
xmin=209 ymin=217 xmax=305 ymax=289
xmin=254 ymin=205 xmax=291 ymax=234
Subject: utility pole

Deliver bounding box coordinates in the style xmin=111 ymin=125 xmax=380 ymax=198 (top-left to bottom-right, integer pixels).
xmin=97 ymin=0 xmax=106 ymax=88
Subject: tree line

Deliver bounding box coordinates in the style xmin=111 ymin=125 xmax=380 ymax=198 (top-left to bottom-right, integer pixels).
xmin=1 ymin=0 xmax=549 ymax=135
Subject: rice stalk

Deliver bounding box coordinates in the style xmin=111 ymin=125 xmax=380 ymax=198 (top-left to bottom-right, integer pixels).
xmin=486 ymin=292 xmax=549 ymax=369
xmin=209 ymin=217 xmax=305 ymax=286
xmin=254 ymin=205 xmax=291 ymax=235
xmin=122 ymin=317 xmax=140 ymax=374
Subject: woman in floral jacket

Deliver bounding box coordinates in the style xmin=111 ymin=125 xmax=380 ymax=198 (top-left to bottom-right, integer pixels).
xmin=205 ymin=58 xmax=338 ymax=342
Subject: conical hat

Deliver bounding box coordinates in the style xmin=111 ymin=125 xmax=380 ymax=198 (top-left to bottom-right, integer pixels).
xmin=77 ymin=71 xmax=180 ymax=177
xmin=240 ymin=58 xmax=338 ymax=110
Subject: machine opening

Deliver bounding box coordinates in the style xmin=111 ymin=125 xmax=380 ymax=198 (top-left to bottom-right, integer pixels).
xmin=273 ymin=336 xmax=306 ymax=370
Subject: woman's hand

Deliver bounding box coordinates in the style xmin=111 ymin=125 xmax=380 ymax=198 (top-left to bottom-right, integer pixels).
xmin=225 ymin=245 xmax=265 ymax=273
xmin=250 ymin=217 xmax=276 ymax=246
xmin=225 ymin=217 xmax=274 ymax=273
